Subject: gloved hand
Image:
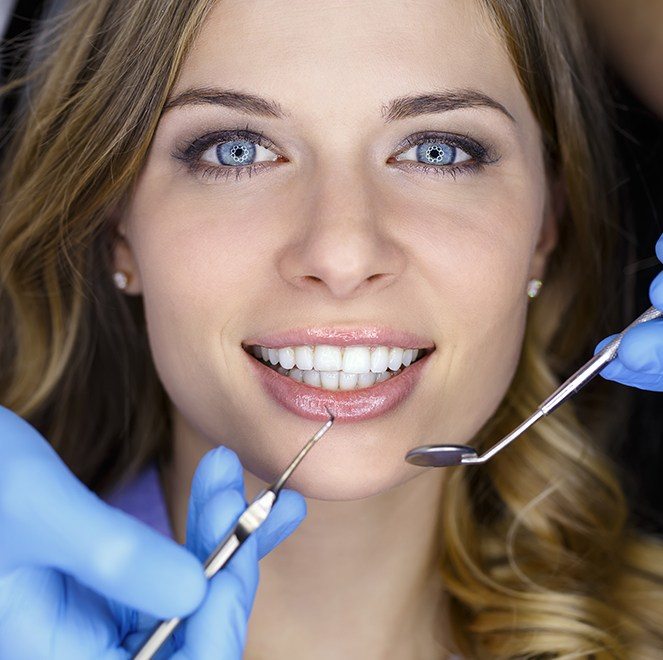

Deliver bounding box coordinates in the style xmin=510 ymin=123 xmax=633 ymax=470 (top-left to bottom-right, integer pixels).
xmin=0 ymin=404 xmax=306 ymax=659
xmin=594 ymin=233 xmax=663 ymax=391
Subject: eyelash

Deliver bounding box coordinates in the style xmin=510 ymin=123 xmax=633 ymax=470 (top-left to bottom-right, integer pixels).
xmin=171 ymin=122 xmax=498 ymax=183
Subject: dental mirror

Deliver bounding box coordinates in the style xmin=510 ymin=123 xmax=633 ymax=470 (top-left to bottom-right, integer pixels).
xmin=405 ymin=444 xmax=478 ymax=467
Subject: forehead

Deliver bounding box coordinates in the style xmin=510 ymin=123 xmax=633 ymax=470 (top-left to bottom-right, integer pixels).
xmin=172 ymin=0 xmax=530 ymax=127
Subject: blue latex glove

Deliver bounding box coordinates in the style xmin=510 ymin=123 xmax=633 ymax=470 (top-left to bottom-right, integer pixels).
xmin=0 ymin=404 xmax=306 ymax=659
xmin=594 ymin=234 xmax=663 ymax=391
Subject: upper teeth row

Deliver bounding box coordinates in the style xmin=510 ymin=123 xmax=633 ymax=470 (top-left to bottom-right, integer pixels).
xmin=250 ymin=344 xmax=423 ymax=373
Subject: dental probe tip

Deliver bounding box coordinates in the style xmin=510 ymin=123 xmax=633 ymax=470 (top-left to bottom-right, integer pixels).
xmin=324 ymin=405 xmax=335 ymax=422
xmin=310 ymin=408 xmax=335 ymax=442
xmin=272 ymin=410 xmax=336 ymax=493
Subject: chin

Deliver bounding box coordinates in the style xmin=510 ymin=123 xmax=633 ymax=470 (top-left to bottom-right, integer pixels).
xmin=241 ymin=443 xmax=426 ymax=501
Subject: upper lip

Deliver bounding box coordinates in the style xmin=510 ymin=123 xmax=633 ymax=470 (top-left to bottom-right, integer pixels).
xmin=242 ymin=326 xmax=436 ymax=350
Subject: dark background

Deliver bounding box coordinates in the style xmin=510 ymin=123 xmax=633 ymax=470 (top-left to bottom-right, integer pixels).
xmin=2 ymin=0 xmax=662 ymax=532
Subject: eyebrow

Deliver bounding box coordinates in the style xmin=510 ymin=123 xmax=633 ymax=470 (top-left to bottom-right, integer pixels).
xmin=162 ymin=87 xmax=286 ymax=118
xmin=161 ymin=86 xmax=515 ymax=123
xmin=382 ymin=89 xmax=515 ymax=123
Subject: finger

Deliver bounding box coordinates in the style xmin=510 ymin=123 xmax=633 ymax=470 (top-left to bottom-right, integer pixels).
xmin=594 ymin=333 xmax=619 ymax=356
xmin=595 ymin=323 xmax=663 ymax=379
xmin=615 ymin=319 xmax=663 ymax=374
xmin=0 ymin=406 xmax=206 ymax=620
xmin=185 ymin=445 xmax=306 ymax=560
xmin=194 ymin=487 xmax=306 ymax=562
xmin=0 ymin=568 xmax=130 ymax=660
xmin=253 ymin=489 xmax=307 ymax=559
xmin=650 ymin=270 xmax=663 ymax=310
xmin=127 ymin=452 xmax=307 ymax=655
xmin=595 ymin=326 xmax=663 ymax=390
xmin=120 ymin=609 xmax=183 ymax=659
xmin=121 ymin=492 xmax=251 ymax=657
xmin=173 ymin=535 xmax=259 ymax=660
xmin=119 ymin=607 xmax=180 ymax=659
xmin=123 ymin=451 xmax=251 ymax=655
xmin=186 ymin=445 xmax=246 ymax=557
xmin=598 ymin=360 xmax=663 ymax=391
xmin=189 ymin=488 xmax=250 ymax=569
xmin=172 ymin=470 xmax=305 ymax=657
xmin=174 ymin=482 xmax=259 ymax=660
xmin=165 ymin=497 xmax=306 ymax=660
xmin=189 ymin=487 xmax=305 ymax=596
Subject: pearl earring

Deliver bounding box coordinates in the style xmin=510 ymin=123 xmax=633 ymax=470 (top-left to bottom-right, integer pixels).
xmin=113 ymin=270 xmax=130 ymax=290
xmin=527 ymin=278 xmax=543 ymax=298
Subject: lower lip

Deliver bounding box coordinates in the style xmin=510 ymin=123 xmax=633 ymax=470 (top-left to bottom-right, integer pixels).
xmin=243 ymin=350 xmax=433 ymax=422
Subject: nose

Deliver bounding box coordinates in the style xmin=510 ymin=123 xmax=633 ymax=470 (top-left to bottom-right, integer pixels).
xmin=276 ymin=166 xmax=407 ymax=300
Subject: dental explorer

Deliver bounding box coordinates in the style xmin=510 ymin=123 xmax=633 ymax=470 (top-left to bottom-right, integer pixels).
xmin=132 ymin=407 xmax=336 ymax=660
xmin=405 ymin=305 xmax=662 ymax=468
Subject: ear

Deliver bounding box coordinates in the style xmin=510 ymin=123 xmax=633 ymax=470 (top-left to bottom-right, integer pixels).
xmin=111 ymin=219 xmax=143 ymax=295
xmin=530 ymin=175 xmax=562 ymax=280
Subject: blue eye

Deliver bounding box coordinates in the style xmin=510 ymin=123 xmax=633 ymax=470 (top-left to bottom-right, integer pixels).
xmin=203 ymin=138 xmax=279 ymax=167
xmin=218 ymin=140 xmax=255 ymax=165
xmin=395 ymin=140 xmax=471 ymax=167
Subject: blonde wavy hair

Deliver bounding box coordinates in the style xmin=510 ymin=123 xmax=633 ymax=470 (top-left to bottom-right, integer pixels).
xmin=1 ymin=0 xmax=661 ymax=657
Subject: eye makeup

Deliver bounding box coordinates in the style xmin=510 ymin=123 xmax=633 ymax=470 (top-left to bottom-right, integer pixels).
xmin=389 ymin=130 xmax=499 ymax=180
xmin=171 ymin=123 xmax=278 ymax=182
xmin=170 ymin=122 xmax=500 ymax=183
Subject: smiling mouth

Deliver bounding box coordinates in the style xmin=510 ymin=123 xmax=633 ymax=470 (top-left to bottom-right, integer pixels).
xmin=243 ymin=344 xmax=434 ymax=392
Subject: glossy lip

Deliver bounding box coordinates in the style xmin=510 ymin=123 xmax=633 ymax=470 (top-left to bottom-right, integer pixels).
xmin=242 ymin=326 xmax=435 ymax=350
xmin=243 ymin=348 xmax=434 ymax=422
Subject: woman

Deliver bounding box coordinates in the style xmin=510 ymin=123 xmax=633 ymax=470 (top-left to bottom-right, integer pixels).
xmin=1 ymin=0 xmax=662 ymax=657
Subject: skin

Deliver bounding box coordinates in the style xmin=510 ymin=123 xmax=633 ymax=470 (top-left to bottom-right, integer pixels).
xmin=113 ymin=0 xmax=558 ymax=656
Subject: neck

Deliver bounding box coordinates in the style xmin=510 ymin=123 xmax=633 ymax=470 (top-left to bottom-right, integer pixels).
xmin=161 ymin=413 xmax=453 ymax=659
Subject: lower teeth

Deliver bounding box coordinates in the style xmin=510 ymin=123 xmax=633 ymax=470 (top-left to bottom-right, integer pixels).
xmin=259 ymin=359 xmax=407 ymax=391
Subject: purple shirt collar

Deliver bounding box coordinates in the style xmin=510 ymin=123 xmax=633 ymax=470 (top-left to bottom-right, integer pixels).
xmin=104 ymin=463 xmax=175 ymax=539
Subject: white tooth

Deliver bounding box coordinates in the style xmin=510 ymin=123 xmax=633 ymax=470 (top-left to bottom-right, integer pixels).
xmin=289 ymin=368 xmax=304 ymax=382
xmin=411 ymin=349 xmax=419 ymax=361
xmin=402 ymin=348 xmax=413 ymax=367
xmin=295 ymin=345 xmax=314 ymax=370
xmin=339 ymin=372 xmax=358 ymax=390
xmin=278 ymin=347 xmax=296 ymax=369
xmin=313 ymin=345 xmax=342 ymax=371
xmin=342 ymin=346 xmax=371 ymax=374
xmin=261 ymin=346 xmax=270 ymax=362
xmin=375 ymin=371 xmax=391 ymax=382
xmin=320 ymin=371 xmax=340 ymax=391
xmin=388 ymin=347 xmax=404 ymax=371
xmin=357 ymin=372 xmax=377 ymax=388
xmin=276 ymin=365 xmax=288 ymax=375
xmin=370 ymin=346 xmax=390 ymax=373
xmin=268 ymin=348 xmax=280 ymax=365
xmin=302 ymin=369 xmax=321 ymax=387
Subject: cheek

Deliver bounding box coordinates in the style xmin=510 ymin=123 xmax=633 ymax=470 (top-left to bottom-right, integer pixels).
xmin=130 ymin=173 xmax=263 ymax=314
xmin=123 ymin=183 xmax=261 ymax=427
xmin=396 ymin=174 xmax=544 ymax=439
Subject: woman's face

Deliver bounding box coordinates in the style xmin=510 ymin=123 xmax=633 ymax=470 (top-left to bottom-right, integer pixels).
xmin=115 ymin=0 xmax=557 ymax=500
